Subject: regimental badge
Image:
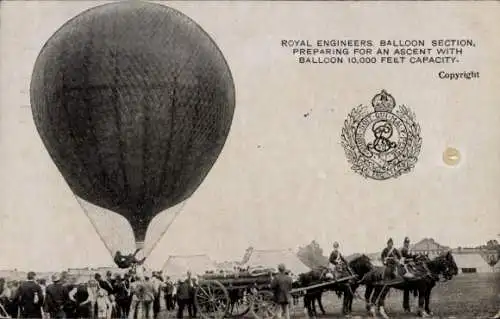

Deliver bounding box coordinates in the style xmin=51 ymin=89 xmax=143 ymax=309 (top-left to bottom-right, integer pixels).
xmin=341 ymin=90 xmax=422 ymax=180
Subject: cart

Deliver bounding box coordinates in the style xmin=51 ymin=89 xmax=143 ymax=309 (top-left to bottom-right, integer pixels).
xmin=194 ymin=269 xmax=357 ymax=319
xmin=194 ymin=269 xmax=279 ymax=319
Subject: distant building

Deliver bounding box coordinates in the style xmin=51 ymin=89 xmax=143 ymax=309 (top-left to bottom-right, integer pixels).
xmin=409 ymin=238 xmax=450 ymax=257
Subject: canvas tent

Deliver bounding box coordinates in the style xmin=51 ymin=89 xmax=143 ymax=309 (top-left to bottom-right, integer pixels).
xmin=162 ymin=255 xmax=216 ymax=279
xmin=453 ymin=253 xmax=493 ymax=273
xmin=241 ymin=249 xmax=310 ymax=275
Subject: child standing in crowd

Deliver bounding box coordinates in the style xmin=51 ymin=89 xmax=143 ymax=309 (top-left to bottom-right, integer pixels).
xmin=96 ymin=288 xmax=112 ymax=319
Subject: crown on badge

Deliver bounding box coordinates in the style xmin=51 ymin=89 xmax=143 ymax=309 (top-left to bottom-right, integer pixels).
xmin=372 ymin=90 xmax=396 ymax=112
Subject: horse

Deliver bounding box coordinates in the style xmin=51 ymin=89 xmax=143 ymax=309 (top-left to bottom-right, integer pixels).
xmin=295 ymin=264 xmax=356 ymax=317
xmin=360 ymin=251 xmax=458 ymax=318
xmin=341 ymin=255 xmax=377 ymax=316
xmin=294 ymin=267 xmax=328 ymax=317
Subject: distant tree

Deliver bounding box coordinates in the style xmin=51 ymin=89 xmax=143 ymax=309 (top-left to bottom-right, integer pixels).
xmin=486 ymin=239 xmax=499 ymax=249
xmin=484 ymin=239 xmax=500 ymax=266
xmin=297 ymin=241 xmax=329 ymax=269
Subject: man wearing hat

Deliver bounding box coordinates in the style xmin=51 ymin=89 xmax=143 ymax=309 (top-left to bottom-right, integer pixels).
xmin=17 ymin=271 xmax=44 ymax=318
xmin=270 ymin=264 xmax=293 ymax=319
xmin=381 ymin=238 xmax=401 ymax=279
xmin=44 ymin=273 xmax=66 ymax=318
xmin=400 ymin=237 xmax=417 ymax=278
xmin=175 ymin=276 xmax=192 ymax=319
xmin=328 ymin=242 xmax=348 ymax=274
xmin=114 ymin=249 xmax=147 ymax=269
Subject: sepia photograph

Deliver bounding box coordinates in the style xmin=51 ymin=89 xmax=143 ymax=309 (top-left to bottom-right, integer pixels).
xmin=0 ymin=1 xmax=499 ymax=318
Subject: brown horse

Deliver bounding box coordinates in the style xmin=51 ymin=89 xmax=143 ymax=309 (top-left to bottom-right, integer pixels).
xmin=360 ymin=251 xmax=458 ymax=318
xmin=295 ymin=264 xmax=356 ymax=317
xmin=342 ymin=255 xmax=376 ymax=315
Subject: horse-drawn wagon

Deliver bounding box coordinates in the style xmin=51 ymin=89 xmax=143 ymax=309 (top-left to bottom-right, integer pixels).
xmin=194 ymin=268 xmax=279 ymax=319
xmin=193 ymin=267 xmax=357 ymax=319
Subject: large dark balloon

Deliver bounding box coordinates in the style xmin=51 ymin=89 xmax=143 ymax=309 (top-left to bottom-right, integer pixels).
xmin=30 ymin=1 xmax=235 ymax=243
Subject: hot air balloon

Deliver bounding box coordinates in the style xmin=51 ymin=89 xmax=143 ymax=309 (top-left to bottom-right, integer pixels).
xmin=29 ymin=1 xmax=235 ymax=265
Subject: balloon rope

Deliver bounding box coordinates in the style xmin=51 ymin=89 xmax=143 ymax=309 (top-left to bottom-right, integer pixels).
xmin=143 ymin=201 xmax=187 ymax=259
xmin=74 ymin=196 xmax=116 ymax=258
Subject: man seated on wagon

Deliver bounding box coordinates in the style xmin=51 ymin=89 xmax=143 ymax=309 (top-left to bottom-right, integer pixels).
xmin=400 ymin=237 xmax=417 ymax=278
xmin=328 ymin=242 xmax=348 ymax=278
xmin=381 ymin=238 xmax=405 ymax=279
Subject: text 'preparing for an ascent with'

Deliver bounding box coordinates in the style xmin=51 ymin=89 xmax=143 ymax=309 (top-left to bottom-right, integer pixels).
xmin=280 ymin=39 xmax=476 ymax=65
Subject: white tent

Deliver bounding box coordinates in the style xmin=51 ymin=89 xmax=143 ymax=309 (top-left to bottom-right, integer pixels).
xmin=242 ymin=249 xmax=310 ymax=275
xmin=162 ymin=255 xmax=216 ymax=279
xmin=453 ymin=253 xmax=493 ymax=273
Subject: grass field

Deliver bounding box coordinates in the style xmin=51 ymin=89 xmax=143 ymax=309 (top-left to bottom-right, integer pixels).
xmin=161 ymin=273 xmax=500 ymax=319
xmin=286 ymin=273 xmax=500 ymax=318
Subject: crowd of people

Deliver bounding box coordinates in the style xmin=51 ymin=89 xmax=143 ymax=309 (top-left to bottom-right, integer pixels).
xmin=0 ymin=269 xmax=201 ymax=319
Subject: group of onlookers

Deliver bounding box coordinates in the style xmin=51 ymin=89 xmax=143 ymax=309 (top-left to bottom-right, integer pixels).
xmin=0 ymin=269 xmax=201 ymax=319
xmin=0 ymin=264 xmax=299 ymax=319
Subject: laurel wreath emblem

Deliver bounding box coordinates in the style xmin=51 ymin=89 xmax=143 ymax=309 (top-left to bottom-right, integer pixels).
xmin=341 ymin=104 xmax=422 ymax=180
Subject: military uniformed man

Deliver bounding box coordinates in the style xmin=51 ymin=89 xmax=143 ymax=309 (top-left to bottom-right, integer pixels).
xmin=400 ymin=237 xmax=416 ymax=278
xmin=381 ymin=238 xmax=401 ymax=278
xmin=329 ymin=242 xmax=348 ymax=273
xmin=329 ymin=242 xmax=347 ymax=266
xmin=381 ymin=238 xmax=401 ymax=263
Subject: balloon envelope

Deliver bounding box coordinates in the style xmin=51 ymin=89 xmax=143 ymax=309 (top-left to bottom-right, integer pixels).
xmin=30 ymin=1 xmax=235 ymax=243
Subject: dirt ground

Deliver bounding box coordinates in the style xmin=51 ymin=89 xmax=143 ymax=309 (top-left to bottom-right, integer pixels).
xmin=161 ymin=272 xmax=500 ymax=319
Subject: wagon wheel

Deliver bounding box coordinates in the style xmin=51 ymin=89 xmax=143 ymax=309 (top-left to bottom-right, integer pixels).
xmin=250 ymin=290 xmax=278 ymax=319
xmin=227 ymin=289 xmax=252 ymax=317
xmin=195 ymin=280 xmax=230 ymax=319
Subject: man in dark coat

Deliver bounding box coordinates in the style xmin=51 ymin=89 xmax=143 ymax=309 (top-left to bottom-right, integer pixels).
xmin=95 ymin=273 xmax=114 ymax=296
xmin=113 ymin=275 xmax=130 ymax=318
xmin=176 ymin=279 xmax=191 ymax=319
xmin=328 ymin=241 xmax=348 ymax=277
xmin=186 ymin=272 xmax=197 ymax=318
xmin=164 ymin=276 xmax=175 ymax=311
xmin=16 ymin=271 xmax=44 ymax=318
xmin=270 ymin=264 xmax=293 ymax=319
xmin=62 ymin=275 xmax=78 ymax=318
xmin=44 ymin=273 xmax=66 ymax=318
xmin=400 ymin=237 xmax=416 ymax=278
xmin=329 ymin=242 xmax=347 ymax=266
xmin=381 ymin=238 xmax=402 ymax=279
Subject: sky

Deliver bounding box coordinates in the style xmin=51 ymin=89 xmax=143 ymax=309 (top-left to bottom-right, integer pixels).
xmin=1 ymin=1 xmax=499 ymax=272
